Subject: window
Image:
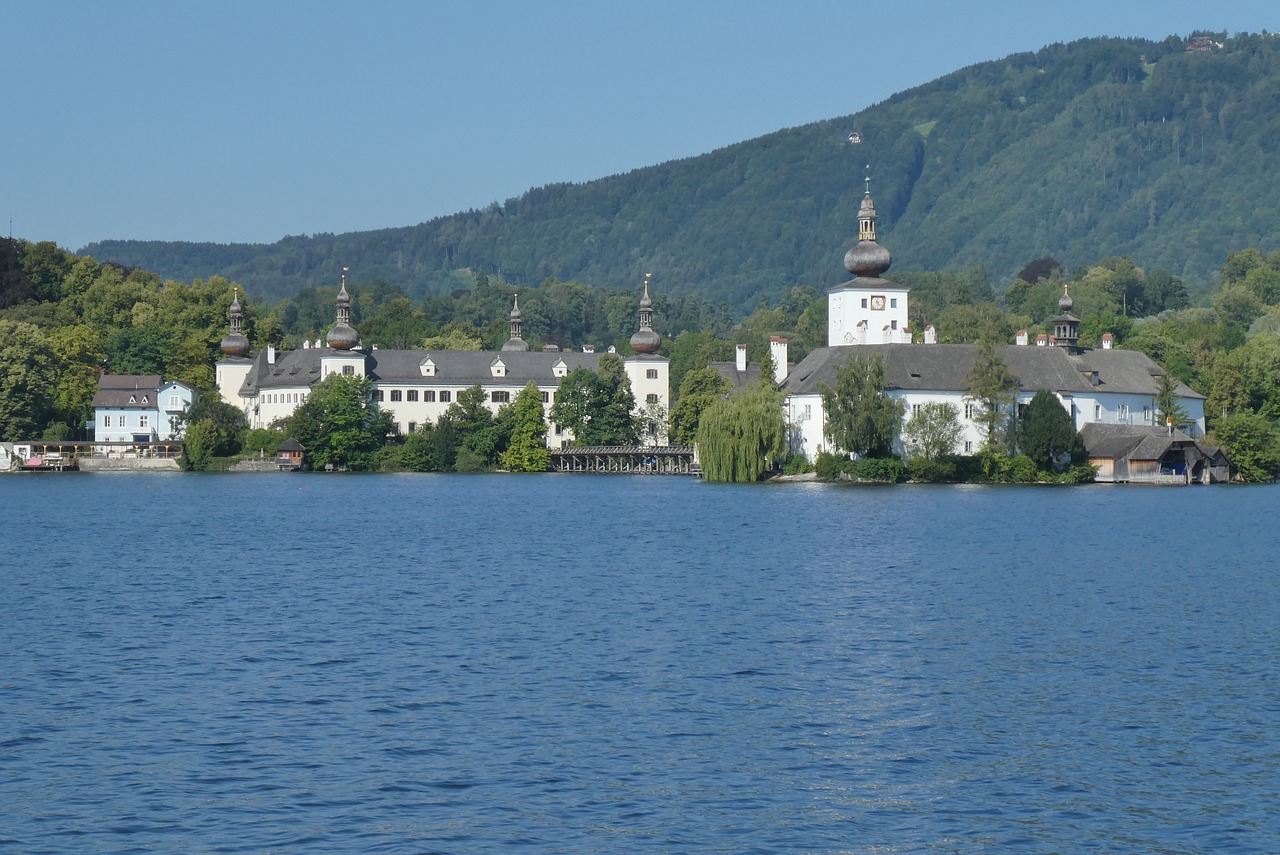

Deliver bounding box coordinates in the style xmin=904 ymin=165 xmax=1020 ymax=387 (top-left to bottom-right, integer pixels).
xmin=1017 ymin=403 xmax=1029 ymax=418
xmin=491 ymin=391 xmax=510 ymax=404
xmin=964 ymin=402 xmax=974 ymax=420
xmin=407 ymin=422 xmax=417 ymax=434
xmin=139 ymin=415 xmax=149 ymax=428
xmin=555 ymin=424 xmax=564 ymax=435
xmin=423 ymin=390 xmax=436 ymax=402
xmin=375 ymin=389 xmax=384 ymax=401
xmin=646 ymin=369 xmax=658 ymax=379
xmin=1094 ymin=403 xmax=1102 ymax=419
xmin=1118 ymin=403 xmax=1129 ymax=420
xmin=407 ymin=390 xmax=418 ymax=402
xmin=912 ymin=403 xmax=921 ymax=417
xmin=891 ymin=320 xmax=898 ymax=330
xmin=890 ymin=298 xmax=898 ymax=309
xmin=964 ymin=441 xmax=973 ymax=454
xmin=541 ymin=391 xmax=549 ymax=403
xmin=1142 ymin=406 xmax=1150 ymax=423
xmin=439 ymin=391 xmax=451 ymax=403
xmin=647 ymin=393 xmax=659 ymax=404
xmin=103 ymin=416 xmax=111 ymax=428
xmin=860 ymin=298 xmax=868 ymax=308
xmin=342 ymin=365 xmax=354 ymax=375
xmin=390 ymin=390 xmax=402 ymax=402
xmin=169 ymin=396 xmax=180 ymax=409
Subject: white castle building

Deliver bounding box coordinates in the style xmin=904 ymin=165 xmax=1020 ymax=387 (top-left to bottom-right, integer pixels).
xmin=216 ymin=276 xmax=670 ymax=446
xmin=778 ymin=175 xmax=1207 ymax=462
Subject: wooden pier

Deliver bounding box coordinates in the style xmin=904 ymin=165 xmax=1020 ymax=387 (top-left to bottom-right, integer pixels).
xmin=549 ymin=445 xmax=698 ymax=475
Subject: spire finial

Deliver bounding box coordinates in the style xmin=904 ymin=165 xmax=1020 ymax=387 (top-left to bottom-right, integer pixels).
xmin=865 ymin=164 xmax=872 ymax=196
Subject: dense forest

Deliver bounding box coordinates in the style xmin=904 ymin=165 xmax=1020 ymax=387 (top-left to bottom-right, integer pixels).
xmin=84 ymin=33 xmax=1280 ymax=311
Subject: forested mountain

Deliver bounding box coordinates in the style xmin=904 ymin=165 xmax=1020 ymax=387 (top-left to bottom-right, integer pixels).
xmin=85 ymin=33 xmax=1280 ymax=310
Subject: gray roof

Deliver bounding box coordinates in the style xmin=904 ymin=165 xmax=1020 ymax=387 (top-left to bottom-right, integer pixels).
xmin=783 ymin=343 xmax=1205 ymax=400
xmin=1081 ymin=423 xmax=1200 ymax=461
xmin=93 ymin=375 xmax=162 ymax=408
xmin=238 ymin=346 xmax=624 ymax=395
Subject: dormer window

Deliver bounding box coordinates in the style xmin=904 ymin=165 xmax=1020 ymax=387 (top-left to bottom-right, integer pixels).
xmin=553 ymin=359 xmax=568 ymax=378
xmin=491 ymin=358 xmax=506 ymax=378
xmin=128 ymin=395 xmax=136 ymax=404
xmin=420 ymin=358 xmax=436 ymax=377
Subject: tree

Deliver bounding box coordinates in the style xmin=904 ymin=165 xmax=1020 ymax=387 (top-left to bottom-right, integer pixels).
xmin=1015 ymin=389 xmax=1083 ymax=470
xmin=966 ymin=336 xmax=1018 ymax=450
xmin=902 ymin=402 xmax=963 ymax=461
xmin=178 ymin=397 xmax=248 ymax=469
xmin=820 ymin=353 xmax=903 ymax=458
xmin=550 ymin=354 xmax=638 ymax=446
xmin=696 ymin=380 xmax=786 ymax=482
xmin=1211 ymin=412 xmax=1280 ymax=483
xmin=287 ymin=374 xmax=393 ymax=470
xmin=0 ymin=320 xmax=56 ymax=440
xmin=421 ymin=324 xmax=484 ymax=350
xmin=669 ymin=366 xmax=730 ymax=446
xmin=1154 ymin=372 xmax=1187 ymax=428
xmin=500 ymin=382 xmax=551 ymax=472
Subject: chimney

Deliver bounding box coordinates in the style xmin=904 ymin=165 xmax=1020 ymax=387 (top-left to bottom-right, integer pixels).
xmin=770 ymin=337 xmax=788 ymax=384
xmin=582 ymin=344 xmax=595 ymax=353
xmin=923 ymin=324 xmax=937 ymax=345
xmin=302 ymin=340 xmax=310 ymax=349
xmin=735 ymin=343 xmax=748 ymax=373
xmin=1036 ymin=334 xmax=1048 ymax=347
xmin=267 ymin=344 xmax=276 ymax=364
xmin=1015 ymin=329 xmax=1028 ymax=346
xmin=1101 ymin=333 xmax=1113 ymax=350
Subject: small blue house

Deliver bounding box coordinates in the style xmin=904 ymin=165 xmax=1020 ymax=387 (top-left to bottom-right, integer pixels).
xmin=92 ymin=375 xmax=197 ymax=443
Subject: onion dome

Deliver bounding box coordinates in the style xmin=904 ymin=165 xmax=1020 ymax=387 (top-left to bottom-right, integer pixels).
xmin=1058 ymin=284 xmax=1074 ymax=314
xmin=844 ymin=172 xmax=892 ymax=278
xmin=502 ymin=294 xmax=530 ymax=352
xmin=219 ymin=289 xmax=250 ymax=357
xmin=325 ymin=272 xmax=360 ymax=350
xmin=629 ymin=274 xmax=661 ymax=354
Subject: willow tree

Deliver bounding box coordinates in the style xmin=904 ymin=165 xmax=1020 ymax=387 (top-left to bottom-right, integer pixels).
xmin=696 ymin=380 xmax=785 ymax=483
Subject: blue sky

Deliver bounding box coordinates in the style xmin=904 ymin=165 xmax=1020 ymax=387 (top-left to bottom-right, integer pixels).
xmin=3 ymin=1 xmax=1275 ymax=252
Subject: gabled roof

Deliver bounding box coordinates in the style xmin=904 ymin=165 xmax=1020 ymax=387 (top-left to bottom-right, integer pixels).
xmin=238 ymin=346 xmax=616 ymax=394
xmin=783 ymin=343 xmax=1205 ymax=400
xmin=93 ymin=375 xmax=164 ymax=408
xmin=1081 ymin=423 xmax=1200 ymax=461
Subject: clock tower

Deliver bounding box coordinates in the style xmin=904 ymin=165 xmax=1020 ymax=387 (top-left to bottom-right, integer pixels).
xmin=827 ymin=170 xmax=910 ymax=346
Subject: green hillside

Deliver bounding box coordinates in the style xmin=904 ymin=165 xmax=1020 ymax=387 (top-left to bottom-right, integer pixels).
xmin=84 ymin=32 xmax=1280 ymax=310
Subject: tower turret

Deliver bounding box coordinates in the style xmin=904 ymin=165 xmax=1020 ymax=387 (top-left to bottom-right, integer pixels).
xmin=219 ymin=287 xmax=250 ymax=357
xmin=629 ymin=273 xmax=661 ymax=354
xmin=325 ymin=268 xmax=360 ymax=350
xmin=501 ymin=294 xmax=530 ymax=352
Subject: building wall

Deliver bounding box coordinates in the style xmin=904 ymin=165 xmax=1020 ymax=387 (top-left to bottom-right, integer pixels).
xmin=785 ymin=386 xmax=1206 ymax=461
xmin=827 ymin=286 xmax=911 ymax=346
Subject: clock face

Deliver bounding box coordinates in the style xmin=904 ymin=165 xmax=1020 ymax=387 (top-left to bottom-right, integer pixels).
xmin=871 ymin=295 xmax=886 ymax=310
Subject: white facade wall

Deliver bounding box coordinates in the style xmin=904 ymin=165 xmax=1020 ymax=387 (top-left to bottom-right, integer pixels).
xmin=785 ymin=386 xmax=1207 ymax=461
xmin=827 ymin=286 xmax=910 ymax=346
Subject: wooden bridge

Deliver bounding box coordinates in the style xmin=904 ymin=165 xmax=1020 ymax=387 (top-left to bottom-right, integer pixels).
xmin=549 ymin=445 xmax=698 ymax=475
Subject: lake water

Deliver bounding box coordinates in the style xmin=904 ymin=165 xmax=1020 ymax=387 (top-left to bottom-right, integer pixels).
xmin=1 ymin=473 xmax=1277 ymax=853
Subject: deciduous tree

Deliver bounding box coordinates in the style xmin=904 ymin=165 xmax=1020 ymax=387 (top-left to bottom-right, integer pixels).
xmin=696 ymin=380 xmax=785 ymax=482
xmin=820 ymin=353 xmax=902 ymax=458
xmin=966 ymin=336 xmax=1018 ymax=450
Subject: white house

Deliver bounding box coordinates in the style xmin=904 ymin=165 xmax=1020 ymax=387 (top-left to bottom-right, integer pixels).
xmin=92 ymin=375 xmax=197 ymax=443
xmin=216 ymin=275 xmax=671 ymax=447
xmin=778 ymin=176 xmax=1207 ymax=461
